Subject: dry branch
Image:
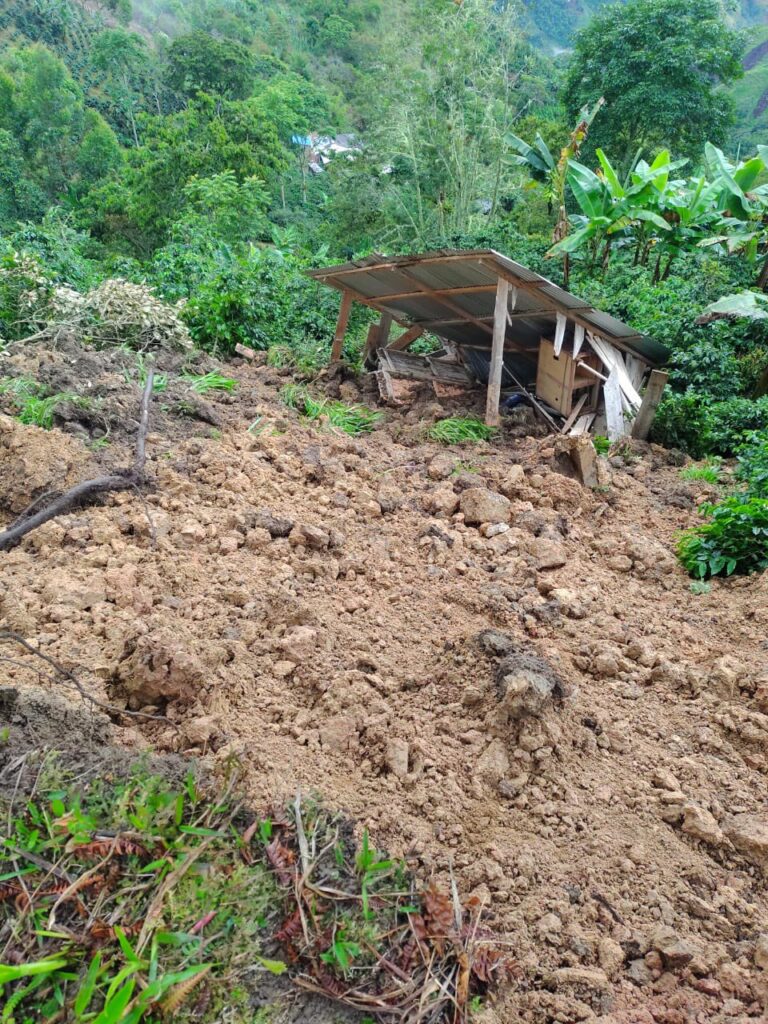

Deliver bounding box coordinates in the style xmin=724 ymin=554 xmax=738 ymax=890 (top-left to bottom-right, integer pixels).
xmin=0 ymin=630 xmax=176 ymax=728
xmin=0 ymin=370 xmax=155 ymax=552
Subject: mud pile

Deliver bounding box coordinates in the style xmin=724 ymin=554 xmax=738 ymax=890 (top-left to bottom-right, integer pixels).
xmin=2 ymin=341 xmax=767 ymax=1023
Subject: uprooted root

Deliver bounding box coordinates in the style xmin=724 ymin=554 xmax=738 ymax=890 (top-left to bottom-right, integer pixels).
xmin=259 ymin=795 xmax=519 ymax=1023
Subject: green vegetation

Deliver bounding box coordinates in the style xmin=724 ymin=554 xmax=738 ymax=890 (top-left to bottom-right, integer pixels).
xmin=563 ymin=0 xmax=744 ymax=165
xmin=592 ymin=435 xmax=611 ymax=455
xmin=677 ymin=496 xmax=768 ymax=578
xmin=428 ymin=417 xmax=496 ymax=444
xmin=281 ymin=384 xmax=382 ymax=435
xmin=183 ymin=371 xmax=238 ymax=394
xmin=680 ymin=459 xmax=723 ymax=485
xmin=677 ymin=430 xmax=768 ymax=578
xmin=0 ymin=760 xmax=280 ymax=1024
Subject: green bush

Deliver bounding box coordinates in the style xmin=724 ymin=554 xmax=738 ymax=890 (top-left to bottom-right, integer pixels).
xmin=181 ymin=246 xmax=365 ymax=356
xmin=677 ymin=496 xmax=768 ymax=578
xmin=652 ymin=393 xmax=768 ymax=458
xmin=736 ymin=430 xmax=768 ymax=498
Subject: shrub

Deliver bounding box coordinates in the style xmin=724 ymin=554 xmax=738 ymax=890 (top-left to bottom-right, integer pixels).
xmin=652 ymin=393 xmax=768 ymax=458
xmin=651 ymin=392 xmax=710 ymax=456
xmin=735 ymin=430 xmax=768 ymax=498
xmin=181 ymin=246 xmax=364 ymax=357
xmin=677 ymin=496 xmax=768 ymax=578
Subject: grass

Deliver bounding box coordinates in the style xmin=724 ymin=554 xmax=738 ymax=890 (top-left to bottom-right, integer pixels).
xmin=183 ymin=372 xmax=237 ymax=394
xmin=281 ymin=383 xmax=382 ymax=435
xmin=428 ymin=417 xmax=495 ymax=444
xmin=0 ymin=376 xmax=83 ymax=429
xmin=0 ymin=759 xmax=281 ymax=1024
xmin=0 ymin=376 xmax=41 ymax=397
xmin=680 ymin=459 xmax=722 ymax=485
xmin=17 ymin=392 xmax=80 ymax=429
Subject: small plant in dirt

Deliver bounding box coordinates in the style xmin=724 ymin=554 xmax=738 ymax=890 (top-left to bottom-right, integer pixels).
xmin=261 ymin=799 xmax=515 ymax=1021
xmin=281 ymin=384 xmax=382 ymax=435
xmin=0 ymin=761 xmax=281 ymax=1024
xmin=428 ymin=417 xmax=495 ymax=444
xmin=592 ymin=434 xmax=611 ymax=456
xmin=183 ymin=371 xmax=238 ymax=394
xmin=677 ymin=496 xmax=768 ymax=578
xmin=679 ymin=459 xmax=722 ymax=485
xmin=125 ymin=354 xmax=168 ymax=393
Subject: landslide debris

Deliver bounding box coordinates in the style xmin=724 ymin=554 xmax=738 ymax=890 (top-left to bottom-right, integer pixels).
xmin=2 ymin=339 xmax=768 ymax=1022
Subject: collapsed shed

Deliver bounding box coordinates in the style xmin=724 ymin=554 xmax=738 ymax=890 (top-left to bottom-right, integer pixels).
xmin=307 ymin=249 xmax=669 ymax=438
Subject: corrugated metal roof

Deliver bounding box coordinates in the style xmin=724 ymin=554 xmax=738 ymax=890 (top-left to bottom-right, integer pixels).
xmin=307 ymin=249 xmax=668 ymax=365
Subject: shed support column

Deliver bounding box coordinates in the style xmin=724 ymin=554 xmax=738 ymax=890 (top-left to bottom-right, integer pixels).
xmin=631 ymin=369 xmax=669 ymax=439
xmin=485 ymin=277 xmax=509 ymax=427
xmin=330 ymin=290 xmax=353 ymax=362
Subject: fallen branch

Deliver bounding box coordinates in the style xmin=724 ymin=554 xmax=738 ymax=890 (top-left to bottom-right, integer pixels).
xmin=0 ymin=370 xmax=155 ymax=552
xmin=0 ymin=630 xmax=177 ymax=728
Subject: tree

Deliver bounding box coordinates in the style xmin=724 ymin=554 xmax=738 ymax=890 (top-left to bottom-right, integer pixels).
xmin=90 ymin=29 xmax=152 ymax=146
xmin=164 ymin=31 xmax=256 ymax=101
xmin=563 ymin=0 xmax=744 ymax=167
xmin=0 ymin=44 xmax=120 ymax=204
xmin=112 ymin=94 xmax=288 ymax=250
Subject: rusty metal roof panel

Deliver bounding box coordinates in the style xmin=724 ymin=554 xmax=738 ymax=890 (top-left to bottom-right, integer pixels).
xmin=307 ymin=249 xmax=668 ymax=364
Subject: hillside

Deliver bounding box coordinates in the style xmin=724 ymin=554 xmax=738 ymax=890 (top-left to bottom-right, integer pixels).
xmin=2 ymin=332 xmax=768 ymax=1022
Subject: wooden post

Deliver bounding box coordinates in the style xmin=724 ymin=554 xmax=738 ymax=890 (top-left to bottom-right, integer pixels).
xmin=330 ymin=290 xmax=353 ymax=362
xmin=631 ymin=369 xmax=669 ymax=440
xmin=377 ymin=313 xmax=393 ymax=348
xmin=485 ymin=277 xmax=509 ymax=427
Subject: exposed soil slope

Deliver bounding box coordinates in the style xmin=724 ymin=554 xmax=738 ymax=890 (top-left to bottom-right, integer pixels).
xmin=1 ymin=341 xmax=768 ymax=1024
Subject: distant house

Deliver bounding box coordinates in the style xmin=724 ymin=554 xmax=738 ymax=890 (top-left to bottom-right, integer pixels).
xmin=291 ymin=132 xmax=362 ymax=173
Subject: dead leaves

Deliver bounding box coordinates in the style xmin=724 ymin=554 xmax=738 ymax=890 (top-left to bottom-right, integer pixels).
xmin=265 ymin=837 xmax=296 ymax=886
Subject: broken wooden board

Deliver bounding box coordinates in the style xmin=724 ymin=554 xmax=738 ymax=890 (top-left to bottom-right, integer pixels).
xmin=378 ymin=348 xmax=474 ymax=386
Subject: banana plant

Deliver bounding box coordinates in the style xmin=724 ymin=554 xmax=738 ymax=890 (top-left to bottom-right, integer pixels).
xmin=700 ymin=143 xmax=768 ymax=286
xmin=549 ymin=149 xmax=677 ymax=275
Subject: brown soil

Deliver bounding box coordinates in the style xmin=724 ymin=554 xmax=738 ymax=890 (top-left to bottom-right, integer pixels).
xmin=2 ymin=340 xmax=768 ymax=1024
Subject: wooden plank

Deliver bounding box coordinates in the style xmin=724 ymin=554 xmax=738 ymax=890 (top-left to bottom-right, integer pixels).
xmin=604 ymin=370 xmax=625 ymax=440
xmin=569 ymin=413 xmax=595 ymax=436
xmin=485 ymin=277 xmax=509 ymax=426
xmin=362 ymin=322 xmax=380 ymax=362
xmin=631 ymin=369 xmax=669 ymax=440
xmin=375 ymin=369 xmax=397 ymax=403
xmin=373 ymin=283 xmax=497 ymax=302
xmin=330 ymin=290 xmax=353 ymax=361
xmin=560 ymin=393 xmax=588 ymax=434
xmin=386 ymin=324 xmax=425 ymax=351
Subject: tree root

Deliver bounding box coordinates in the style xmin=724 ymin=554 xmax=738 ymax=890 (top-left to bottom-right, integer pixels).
xmin=0 ymin=371 xmax=155 ymax=552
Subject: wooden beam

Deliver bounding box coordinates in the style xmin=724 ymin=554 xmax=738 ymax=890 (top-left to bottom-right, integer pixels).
xmin=373 ymin=283 xmax=497 ymax=302
xmin=393 ymin=267 xmax=496 ymax=339
xmin=310 ymin=252 xmax=496 ymax=280
xmin=324 ymin=275 xmax=412 ymax=328
xmin=631 ymin=369 xmax=669 ymax=440
xmin=330 ymin=290 xmax=353 ymax=361
xmin=386 ymin=325 xmax=425 ymax=352
xmin=485 ymin=277 xmax=509 ymax=427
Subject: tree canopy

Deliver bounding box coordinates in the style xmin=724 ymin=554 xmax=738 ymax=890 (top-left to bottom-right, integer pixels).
xmin=563 ymin=0 xmax=745 ymax=166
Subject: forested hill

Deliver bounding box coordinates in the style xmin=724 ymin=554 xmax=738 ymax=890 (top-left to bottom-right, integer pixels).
xmin=523 ymin=0 xmax=768 ymax=48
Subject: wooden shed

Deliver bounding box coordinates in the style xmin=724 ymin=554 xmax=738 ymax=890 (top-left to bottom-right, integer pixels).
xmin=307 ymin=249 xmax=669 ymax=438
